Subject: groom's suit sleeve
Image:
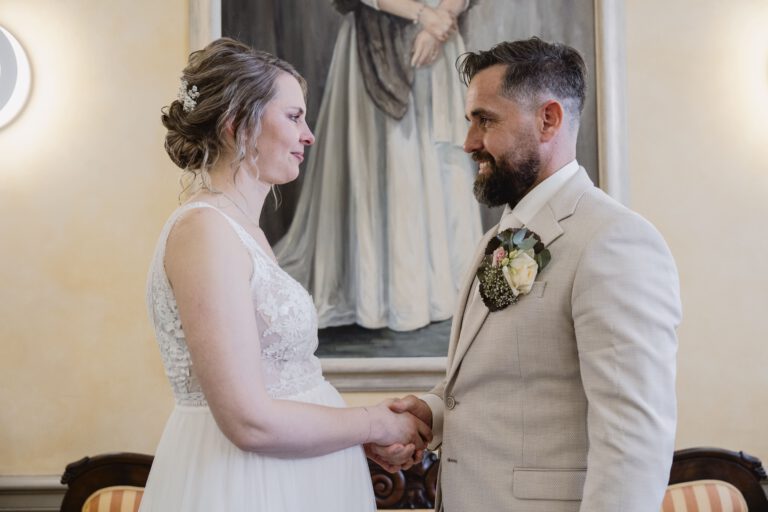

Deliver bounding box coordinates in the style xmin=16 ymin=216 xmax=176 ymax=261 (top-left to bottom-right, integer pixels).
xmin=573 ymin=210 xmax=681 ymax=511
xmin=422 ymin=382 xmax=446 ymax=450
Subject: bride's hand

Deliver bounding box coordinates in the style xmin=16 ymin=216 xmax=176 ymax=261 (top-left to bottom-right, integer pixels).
xmin=364 ymin=442 xmax=420 ymax=473
xmin=367 ymin=400 xmax=432 ymax=448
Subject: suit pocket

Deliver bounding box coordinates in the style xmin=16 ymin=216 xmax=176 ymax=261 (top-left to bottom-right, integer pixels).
xmin=530 ymin=280 xmax=546 ymax=298
xmin=512 ymin=467 xmax=586 ymax=501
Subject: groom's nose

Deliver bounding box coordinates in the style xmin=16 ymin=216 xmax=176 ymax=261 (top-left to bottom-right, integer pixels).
xmin=463 ymin=125 xmax=483 ymax=154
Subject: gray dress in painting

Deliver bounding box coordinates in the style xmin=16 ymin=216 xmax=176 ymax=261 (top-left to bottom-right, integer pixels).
xmin=274 ymin=0 xmax=482 ymax=332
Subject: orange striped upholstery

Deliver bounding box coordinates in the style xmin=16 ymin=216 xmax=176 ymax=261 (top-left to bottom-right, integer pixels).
xmin=82 ymin=486 xmax=144 ymax=512
xmin=76 ymin=479 xmax=749 ymax=512
xmin=661 ymin=480 xmax=748 ymax=512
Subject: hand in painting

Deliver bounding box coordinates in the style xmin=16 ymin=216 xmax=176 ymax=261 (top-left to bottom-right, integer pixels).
xmin=418 ymin=5 xmax=456 ymax=42
xmin=411 ymin=30 xmax=443 ymax=68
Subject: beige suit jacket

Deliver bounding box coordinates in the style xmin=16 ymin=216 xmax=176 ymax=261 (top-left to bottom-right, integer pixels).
xmin=424 ymin=168 xmax=681 ymax=511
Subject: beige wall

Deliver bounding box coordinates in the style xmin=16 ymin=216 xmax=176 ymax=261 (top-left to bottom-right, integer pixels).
xmin=625 ymin=0 xmax=768 ymax=459
xmin=0 ymin=0 xmax=767 ymax=476
xmin=0 ymin=0 xmax=187 ymax=474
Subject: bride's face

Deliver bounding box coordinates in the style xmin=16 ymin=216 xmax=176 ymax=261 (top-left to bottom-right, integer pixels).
xmin=250 ymin=73 xmax=314 ymax=185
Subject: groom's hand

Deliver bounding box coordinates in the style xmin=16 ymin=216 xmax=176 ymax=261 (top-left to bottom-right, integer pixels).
xmin=389 ymin=395 xmax=433 ymax=429
xmin=387 ymin=395 xmax=433 ymax=468
xmin=365 ymin=396 xmax=434 ymax=473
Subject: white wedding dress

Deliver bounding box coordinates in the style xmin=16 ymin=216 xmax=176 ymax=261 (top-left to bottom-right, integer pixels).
xmin=141 ymin=202 xmax=376 ymax=511
xmin=273 ymin=0 xmax=482 ymax=332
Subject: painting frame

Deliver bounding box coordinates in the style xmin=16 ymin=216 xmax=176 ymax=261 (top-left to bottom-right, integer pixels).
xmin=188 ymin=0 xmax=629 ymax=391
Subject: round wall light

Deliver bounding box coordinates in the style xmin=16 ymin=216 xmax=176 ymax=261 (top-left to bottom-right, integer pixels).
xmin=0 ymin=26 xmax=31 ymax=128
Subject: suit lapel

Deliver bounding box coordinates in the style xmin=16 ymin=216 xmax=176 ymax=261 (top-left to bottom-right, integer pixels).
xmin=446 ymin=227 xmax=498 ymax=373
xmin=524 ymin=202 xmax=564 ymax=248
xmin=446 ymin=168 xmax=594 ymax=380
xmin=524 ymin=167 xmax=594 ymax=246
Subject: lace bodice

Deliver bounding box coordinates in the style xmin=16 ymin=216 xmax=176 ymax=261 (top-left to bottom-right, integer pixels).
xmin=146 ymin=203 xmax=324 ymax=405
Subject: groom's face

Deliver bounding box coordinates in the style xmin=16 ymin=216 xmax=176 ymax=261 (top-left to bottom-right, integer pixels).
xmin=464 ymin=65 xmax=542 ymax=208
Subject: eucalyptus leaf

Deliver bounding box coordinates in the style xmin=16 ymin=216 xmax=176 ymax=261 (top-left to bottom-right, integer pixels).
xmin=512 ymin=228 xmax=527 ymax=246
xmin=496 ymin=231 xmax=511 ymax=245
xmin=537 ymin=249 xmax=552 ymax=270
xmin=518 ymin=236 xmax=536 ymax=250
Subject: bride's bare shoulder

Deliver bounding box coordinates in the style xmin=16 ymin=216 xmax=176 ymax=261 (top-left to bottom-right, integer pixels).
xmin=165 ymin=205 xmax=250 ymax=277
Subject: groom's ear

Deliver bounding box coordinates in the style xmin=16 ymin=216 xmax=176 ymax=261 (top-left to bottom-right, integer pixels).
xmin=537 ymin=100 xmax=564 ymax=143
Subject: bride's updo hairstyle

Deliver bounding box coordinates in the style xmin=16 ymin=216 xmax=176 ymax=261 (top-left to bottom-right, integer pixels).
xmin=161 ymin=38 xmax=307 ymax=182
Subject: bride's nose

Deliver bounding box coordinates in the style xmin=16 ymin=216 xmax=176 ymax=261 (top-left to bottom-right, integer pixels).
xmin=301 ymin=123 xmax=315 ymax=146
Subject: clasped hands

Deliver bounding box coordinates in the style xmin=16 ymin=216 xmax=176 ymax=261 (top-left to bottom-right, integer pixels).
xmin=411 ymin=6 xmax=456 ymax=67
xmin=418 ymin=4 xmax=457 ymax=42
xmin=364 ymin=395 xmax=433 ymax=473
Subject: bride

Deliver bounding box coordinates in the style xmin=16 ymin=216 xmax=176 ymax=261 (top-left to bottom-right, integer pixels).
xmin=141 ymin=38 xmax=429 ymax=511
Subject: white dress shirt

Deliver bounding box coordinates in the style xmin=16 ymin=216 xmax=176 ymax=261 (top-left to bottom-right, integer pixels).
xmin=498 ymin=159 xmax=580 ymax=231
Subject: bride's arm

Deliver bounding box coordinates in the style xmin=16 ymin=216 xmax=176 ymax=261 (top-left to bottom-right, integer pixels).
xmin=164 ymin=208 xmax=430 ymax=457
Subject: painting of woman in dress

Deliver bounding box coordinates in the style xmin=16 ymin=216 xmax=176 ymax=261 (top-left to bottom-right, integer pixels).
xmin=223 ymin=0 xmax=598 ymax=340
xmin=273 ymin=0 xmax=482 ymax=332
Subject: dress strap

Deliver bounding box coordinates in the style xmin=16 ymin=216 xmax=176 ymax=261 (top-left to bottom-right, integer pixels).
xmin=145 ymin=202 xmax=268 ymax=328
xmin=170 ymin=202 xmax=272 ymax=261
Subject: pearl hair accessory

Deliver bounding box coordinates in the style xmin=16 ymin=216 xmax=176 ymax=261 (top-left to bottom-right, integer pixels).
xmin=177 ymin=78 xmax=200 ymax=113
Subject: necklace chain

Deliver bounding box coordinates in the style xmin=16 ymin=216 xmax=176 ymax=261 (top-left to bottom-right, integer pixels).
xmin=220 ymin=191 xmax=260 ymax=229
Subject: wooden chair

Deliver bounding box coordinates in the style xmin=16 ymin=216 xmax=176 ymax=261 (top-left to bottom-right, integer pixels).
xmin=369 ymin=450 xmax=439 ymax=509
xmin=369 ymin=446 xmax=768 ymax=510
xmin=59 ymin=452 xmax=436 ymax=510
xmin=61 ymin=447 xmax=767 ymax=511
xmin=663 ymin=447 xmax=768 ymax=511
xmin=60 ymin=452 xmax=153 ymax=512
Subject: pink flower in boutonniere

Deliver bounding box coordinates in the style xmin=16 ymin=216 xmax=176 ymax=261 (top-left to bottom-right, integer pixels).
xmin=476 ymin=227 xmax=551 ymax=311
xmin=491 ymin=246 xmax=507 ymax=267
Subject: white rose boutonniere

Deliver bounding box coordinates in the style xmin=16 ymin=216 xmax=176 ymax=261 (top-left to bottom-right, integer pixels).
xmin=476 ymin=228 xmax=551 ymax=311
xmin=502 ymin=251 xmax=538 ymax=296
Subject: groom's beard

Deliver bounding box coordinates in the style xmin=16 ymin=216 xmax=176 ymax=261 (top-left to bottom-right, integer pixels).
xmin=472 ymin=146 xmax=540 ymax=209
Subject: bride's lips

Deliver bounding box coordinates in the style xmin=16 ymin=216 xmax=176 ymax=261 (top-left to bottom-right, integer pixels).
xmin=291 ymin=152 xmax=304 ymax=163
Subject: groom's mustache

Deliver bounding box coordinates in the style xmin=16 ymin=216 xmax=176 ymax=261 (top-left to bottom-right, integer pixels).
xmin=472 ymin=151 xmax=496 ymax=168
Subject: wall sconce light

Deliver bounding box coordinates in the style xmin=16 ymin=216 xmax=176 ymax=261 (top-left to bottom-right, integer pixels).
xmin=0 ymin=26 xmax=31 ymax=129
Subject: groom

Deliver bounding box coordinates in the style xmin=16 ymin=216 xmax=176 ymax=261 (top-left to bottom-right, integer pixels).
xmin=369 ymin=37 xmax=681 ymax=511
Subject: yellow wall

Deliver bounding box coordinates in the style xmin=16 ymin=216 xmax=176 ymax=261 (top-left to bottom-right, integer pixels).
xmin=0 ymin=0 xmax=187 ymax=473
xmin=0 ymin=0 xmax=767 ymax=476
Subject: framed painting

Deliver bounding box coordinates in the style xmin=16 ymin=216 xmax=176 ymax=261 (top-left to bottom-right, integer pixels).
xmin=189 ymin=0 xmax=628 ymax=390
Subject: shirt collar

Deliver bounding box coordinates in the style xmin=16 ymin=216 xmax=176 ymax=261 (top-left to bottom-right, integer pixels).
xmin=499 ymin=159 xmax=579 ymax=230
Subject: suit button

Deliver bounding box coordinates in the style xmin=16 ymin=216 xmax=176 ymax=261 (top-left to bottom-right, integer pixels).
xmin=446 ymin=396 xmax=456 ymax=409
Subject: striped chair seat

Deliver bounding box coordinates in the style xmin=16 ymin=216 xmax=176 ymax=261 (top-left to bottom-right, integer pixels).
xmin=661 ymin=479 xmax=748 ymax=512
xmin=82 ymin=485 xmax=144 ymax=512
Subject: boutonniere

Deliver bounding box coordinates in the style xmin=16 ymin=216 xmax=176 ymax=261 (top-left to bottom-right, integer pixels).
xmin=476 ymin=228 xmax=551 ymax=311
